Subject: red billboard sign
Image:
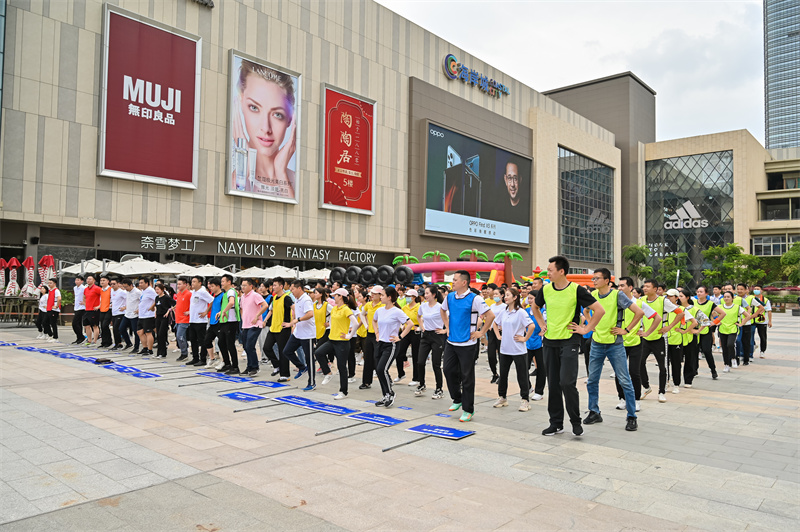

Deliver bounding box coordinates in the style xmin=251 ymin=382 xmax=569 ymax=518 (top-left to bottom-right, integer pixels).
xmin=321 ymin=87 xmax=376 ymax=214
xmin=98 ymin=6 xmax=201 ymax=188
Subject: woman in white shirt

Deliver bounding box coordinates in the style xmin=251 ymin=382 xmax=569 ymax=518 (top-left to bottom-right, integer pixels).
xmin=36 ymin=286 xmax=50 ymax=339
xmin=372 ymin=286 xmax=413 ymax=408
xmin=491 ymin=287 xmax=535 ymax=412
xmin=417 ymin=285 xmax=446 ymax=399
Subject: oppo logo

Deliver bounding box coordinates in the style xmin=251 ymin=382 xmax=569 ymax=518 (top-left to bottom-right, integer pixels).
xmin=430 ymin=129 xmax=445 ymax=138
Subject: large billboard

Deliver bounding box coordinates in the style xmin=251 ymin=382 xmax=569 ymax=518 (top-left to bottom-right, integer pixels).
xmin=424 ymin=122 xmax=531 ymax=244
xmin=98 ymin=5 xmax=201 ymax=188
xmin=226 ymin=51 xmax=301 ymax=203
xmin=320 ymin=86 xmax=376 ymax=215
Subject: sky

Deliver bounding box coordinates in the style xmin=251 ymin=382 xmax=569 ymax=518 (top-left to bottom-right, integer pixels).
xmin=375 ymin=0 xmax=765 ymax=145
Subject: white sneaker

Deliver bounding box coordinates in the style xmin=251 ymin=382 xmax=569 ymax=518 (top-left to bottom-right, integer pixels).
xmin=683 ymin=383 xmax=692 ymax=388
xmin=672 ymin=387 xmax=680 ymax=394
xmin=732 ymin=359 xmax=739 ymax=368
xmin=393 ymin=375 xmax=405 ymax=383
xmin=642 ymin=387 xmax=653 ymax=398
xmin=759 ymin=352 xmax=765 ymax=359
xmin=531 ymin=393 xmax=544 ymax=401
xmin=347 ymin=377 xmax=356 ymax=383
xmin=357 ymin=360 xmax=364 ymax=366
xmin=408 ymin=381 xmax=419 ymax=387
xmin=205 ymin=359 xmax=216 ymax=369
xmin=493 ymin=397 xmax=508 ymax=408
xmin=615 ymin=399 xmax=626 ymax=410
xmin=519 ymin=399 xmax=530 ymax=412
xmin=333 ymin=392 xmax=346 ymax=400
xmin=723 ymin=365 xmax=730 ymax=373
xmin=322 ymin=374 xmax=332 ymax=385
xmin=215 ymin=361 xmax=225 ymax=370
xmin=609 ymin=372 xmax=615 ymax=379
xmin=635 ymin=401 xmax=641 ymax=412
xmin=658 ymin=393 xmax=666 ymax=403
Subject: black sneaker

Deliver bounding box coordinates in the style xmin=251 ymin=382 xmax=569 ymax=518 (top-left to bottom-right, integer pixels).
xmin=359 ymin=383 xmax=371 ymax=390
xmin=711 ymin=370 xmax=718 ymax=380
xmin=572 ymin=423 xmax=584 ymax=437
xmin=176 ymin=355 xmax=188 ymax=362
xmin=542 ymin=425 xmax=564 ymax=436
xmin=385 ymin=393 xmax=395 ymax=408
xmin=216 ymin=365 xmax=231 ymax=373
xmin=529 ymin=368 xmax=537 ymax=377
xmin=248 ymin=368 xmax=259 ymax=377
xmin=490 ymin=374 xmax=499 ymax=384
xmin=271 ymin=368 xmax=280 ymax=376
xmin=226 ymin=367 xmax=241 ymax=375
xmin=112 ymin=344 xmax=124 ymax=350
xmin=375 ymin=397 xmax=387 ymax=407
xmin=186 ymin=359 xmax=202 ymax=366
xmin=583 ymin=411 xmax=603 ymax=425
xmin=123 ymin=344 xmax=133 ymax=351
xmin=625 ymin=417 xmax=638 ymax=431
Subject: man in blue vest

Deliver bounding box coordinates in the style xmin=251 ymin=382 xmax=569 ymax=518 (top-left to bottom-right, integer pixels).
xmin=440 ymin=270 xmax=495 ymax=422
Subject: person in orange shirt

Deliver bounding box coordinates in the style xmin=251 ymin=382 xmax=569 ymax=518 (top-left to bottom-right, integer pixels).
xmin=173 ymin=277 xmax=193 ymax=362
xmin=82 ymin=274 xmax=103 ymax=346
xmin=98 ymin=275 xmax=113 ymax=348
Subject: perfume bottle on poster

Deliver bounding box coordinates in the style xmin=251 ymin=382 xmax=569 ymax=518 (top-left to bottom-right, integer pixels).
xmin=234 ymin=138 xmax=247 ymax=191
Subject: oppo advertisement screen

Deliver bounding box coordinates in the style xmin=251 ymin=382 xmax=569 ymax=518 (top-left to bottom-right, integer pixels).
xmin=424 ymin=123 xmax=531 ymax=245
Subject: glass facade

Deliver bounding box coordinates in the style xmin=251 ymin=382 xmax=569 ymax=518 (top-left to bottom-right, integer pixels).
xmin=645 ymin=150 xmax=734 ymax=286
xmin=0 ymin=0 xmax=5 ymax=124
xmin=558 ymin=147 xmax=614 ymax=265
xmin=764 ymin=0 xmax=800 ymax=149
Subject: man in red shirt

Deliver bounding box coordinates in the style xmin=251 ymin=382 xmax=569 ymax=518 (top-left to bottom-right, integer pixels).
xmin=82 ymin=274 xmax=102 ymax=346
xmin=174 ymin=277 xmax=192 ymax=362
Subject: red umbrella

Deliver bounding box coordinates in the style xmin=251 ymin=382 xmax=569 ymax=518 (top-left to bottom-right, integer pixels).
xmin=0 ymin=258 xmax=6 ymax=291
xmin=37 ymin=255 xmax=55 ymax=292
xmin=21 ymin=256 xmax=36 ymax=295
xmin=4 ymin=257 xmax=21 ymax=296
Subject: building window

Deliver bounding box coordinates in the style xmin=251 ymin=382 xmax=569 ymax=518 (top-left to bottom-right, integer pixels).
xmin=753 ymin=235 xmax=787 ymax=256
xmin=645 ymin=150 xmax=734 ymax=285
xmin=760 ymin=198 xmax=792 ymax=220
xmin=557 ymin=147 xmax=614 ymax=265
xmin=764 ymin=0 xmax=800 ymax=149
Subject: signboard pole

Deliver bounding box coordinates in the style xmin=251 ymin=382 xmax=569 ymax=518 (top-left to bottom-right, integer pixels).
xmin=217 ymin=384 xmax=266 ymax=393
xmin=256 ymin=388 xmax=295 ymax=396
xmin=178 ymin=379 xmax=227 ymax=387
xmin=155 ymin=374 xmax=208 ymax=382
xmin=314 ymin=421 xmax=368 ymax=436
xmin=264 ymin=411 xmax=319 ymax=424
xmin=232 ymin=402 xmax=287 ymax=414
xmin=382 ymin=434 xmax=431 ymax=453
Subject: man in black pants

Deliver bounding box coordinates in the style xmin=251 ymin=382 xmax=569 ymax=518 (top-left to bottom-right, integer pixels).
xmin=531 ymin=256 xmax=604 ymax=437
xmin=693 ymin=285 xmax=725 ymax=379
xmin=109 ymin=278 xmax=125 ymax=349
xmin=217 ymin=274 xmax=241 ymax=373
xmin=72 ymin=275 xmax=86 ymax=344
xmin=263 ymin=277 xmax=295 ymax=381
xmin=187 ymin=276 xmax=213 ymax=366
xmin=637 ymin=280 xmax=681 ymax=403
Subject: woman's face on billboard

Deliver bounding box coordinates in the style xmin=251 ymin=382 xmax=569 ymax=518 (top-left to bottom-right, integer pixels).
xmin=240 ymin=74 xmax=292 ymax=158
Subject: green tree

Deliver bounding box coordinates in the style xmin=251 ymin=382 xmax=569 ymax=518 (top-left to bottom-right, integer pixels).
xmin=622 ymin=245 xmax=653 ymax=282
xmin=392 ymin=254 xmax=419 ymax=266
xmin=656 ymin=253 xmax=693 ymax=288
xmin=781 ymin=241 xmax=800 ymax=285
xmin=701 ymin=243 xmax=765 ymax=286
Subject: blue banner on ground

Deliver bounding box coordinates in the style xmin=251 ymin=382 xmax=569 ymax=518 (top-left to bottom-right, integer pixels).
xmin=249 ymin=381 xmax=289 ymax=388
xmin=272 ymin=395 xmax=319 ymax=409
xmin=406 ymin=424 xmax=474 ymax=440
xmin=131 ymin=372 xmax=161 ymax=379
xmin=220 ymin=392 xmax=266 ymax=402
xmin=14 ymin=344 xmax=159 ymax=375
xmin=347 ymin=412 xmax=406 ymax=426
xmin=307 ymin=403 xmax=359 ymax=416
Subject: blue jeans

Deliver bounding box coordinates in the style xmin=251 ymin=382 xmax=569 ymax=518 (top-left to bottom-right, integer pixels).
xmin=176 ymin=323 xmax=189 ymax=357
xmin=120 ymin=316 xmax=139 ymax=349
xmin=587 ymin=340 xmax=636 ymax=418
xmin=242 ymin=327 xmax=262 ymax=371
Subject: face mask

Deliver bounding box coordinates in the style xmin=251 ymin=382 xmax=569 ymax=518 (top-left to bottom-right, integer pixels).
xmin=493 ymin=296 xmax=501 ymax=303
xmin=753 ymin=290 xmax=761 ymax=295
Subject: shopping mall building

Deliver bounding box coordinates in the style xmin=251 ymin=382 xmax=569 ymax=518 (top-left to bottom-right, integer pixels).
xmin=1 ymin=0 xmax=798 ymax=282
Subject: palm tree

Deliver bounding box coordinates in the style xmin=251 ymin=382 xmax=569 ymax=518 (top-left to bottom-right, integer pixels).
xmin=458 ymin=249 xmax=489 ymax=262
xmin=492 ymin=251 xmax=524 ymax=285
xmin=392 ymin=254 xmax=419 ymax=266
xmin=422 ymin=251 xmax=451 ymax=283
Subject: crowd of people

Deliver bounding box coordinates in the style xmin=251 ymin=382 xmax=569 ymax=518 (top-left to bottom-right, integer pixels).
xmin=32 ymin=255 xmax=773 ymax=434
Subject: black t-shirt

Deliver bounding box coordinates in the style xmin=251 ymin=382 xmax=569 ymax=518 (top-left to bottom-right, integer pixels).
xmin=534 ymin=282 xmax=597 ymax=334
xmin=155 ymin=294 xmax=175 ymax=318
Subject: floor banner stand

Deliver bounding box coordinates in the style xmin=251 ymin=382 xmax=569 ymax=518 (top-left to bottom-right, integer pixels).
xmin=264 ymin=411 xmax=319 ymax=424
xmin=382 ymin=434 xmax=431 ymax=452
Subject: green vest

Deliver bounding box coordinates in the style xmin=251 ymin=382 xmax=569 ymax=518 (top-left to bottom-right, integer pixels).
xmin=719 ymin=302 xmax=741 ymax=334
xmin=695 ymin=299 xmax=715 ymax=335
xmin=542 ymin=282 xmax=578 ymax=341
xmin=744 ymin=295 xmax=757 ymax=324
xmin=220 ymin=288 xmax=240 ymax=323
xmin=680 ymin=307 xmax=695 ymax=346
xmin=590 ymin=289 xmax=621 ymax=345
xmin=622 ymin=304 xmax=641 ymax=347
xmin=753 ymin=297 xmax=768 ymax=323
xmin=639 ymin=296 xmax=665 ymax=342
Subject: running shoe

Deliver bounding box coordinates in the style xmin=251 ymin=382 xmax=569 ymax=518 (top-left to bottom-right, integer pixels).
xmin=225 ymin=367 xmax=240 ymax=375
xmin=519 ymin=400 xmax=530 ymax=412
xmin=572 ymin=423 xmax=584 ymax=437
xmin=541 ymin=425 xmax=563 ymax=436
xmin=493 ymin=397 xmax=508 ymax=408
xmin=205 ymin=359 xmax=217 ymax=369
xmin=248 ymin=369 xmax=259 ymax=377
xmin=658 ymin=393 xmax=666 ymax=403
xmin=625 ymin=417 xmax=638 ymax=431
xmin=683 ymin=383 xmax=692 ymax=388
xmin=393 ymin=374 xmax=405 ymax=383
xmin=732 ymin=359 xmax=738 ymax=368
xmin=333 ymin=392 xmax=346 ymax=400
xmin=359 ymin=383 xmax=371 ymax=390
xmin=635 ymin=401 xmax=641 ymax=412
xmin=711 ymin=370 xmax=718 ymax=380
xmin=583 ymin=411 xmax=603 ymax=424
xmin=215 ymin=361 xmax=225 ymax=370
xmin=431 ymin=388 xmax=443 ymax=399
xmin=615 ymin=399 xmax=626 ymax=410
xmin=759 ymin=351 xmax=765 ymax=359
xmin=448 ymin=402 xmax=461 ymax=412
xmin=642 ymin=387 xmax=653 ymax=398
xmin=375 ymin=397 xmax=387 ymax=407
xmin=490 ymin=375 xmax=499 ymax=384
xmin=216 ymin=365 xmax=231 ymax=373
xmin=385 ymin=394 xmax=395 ymax=408
xmin=271 ymin=368 xmax=280 ymax=376
xmin=531 ymin=393 xmax=544 ymax=401
xmin=672 ymin=388 xmax=680 ymax=394
xmin=414 ymin=385 xmax=426 ymax=396
xmin=408 ymin=381 xmax=419 ymax=387
xmin=302 ymin=385 xmax=316 ymax=392
xmin=277 ymin=376 xmax=289 ymax=382
xmin=459 ymin=412 xmax=473 ymax=422
xmin=295 ymin=367 xmax=308 ymax=380
xmin=609 ymin=372 xmax=615 ymax=379
xmin=723 ymin=366 xmax=730 ymax=373
xmin=321 ymin=374 xmax=332 ymax=385
xmin=348 ymin=377 xmax=357 ymax=383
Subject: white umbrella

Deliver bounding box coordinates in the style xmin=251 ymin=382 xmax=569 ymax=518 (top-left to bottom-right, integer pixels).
xmin=299 ymin=268 xmax=331 ymax=280
xmin=182 ymin=264 xmax=230 ymax=278
xmin=234 ymin=266 xmax=267 ymax=279
xmin=262 ymin=265 xmax=297 ymax=279
xmin=163 ymin=261 xmax=193 ymax=274
xmin=59 ymin=259 xmax=113 ymax=275
xmin=106 ymin=258 xmax=184 ymax=276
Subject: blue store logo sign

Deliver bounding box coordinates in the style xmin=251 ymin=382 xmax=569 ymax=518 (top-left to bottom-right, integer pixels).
xmin=443 ymin=54 xmax=510 ymax=98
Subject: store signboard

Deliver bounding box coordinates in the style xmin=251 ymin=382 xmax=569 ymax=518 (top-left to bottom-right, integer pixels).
xmin=320 ymin=86 xmax=376 ymax=215
xmin=98 ymin=5 xmax=201 ymax=188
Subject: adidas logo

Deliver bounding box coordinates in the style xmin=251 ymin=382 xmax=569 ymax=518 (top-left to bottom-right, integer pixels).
xmin=580 ymin=208 xmax=611 ymax=234
xmin=664 ymin=200 xmax=709 ymax=229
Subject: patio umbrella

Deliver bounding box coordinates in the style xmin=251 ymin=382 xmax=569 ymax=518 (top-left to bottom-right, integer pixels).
xmin=299 ymin=268 xmax=331 ymax=280
xmin=59 ymin=259 xmax=108 ymax=275
xmin=37 ymin=255 xmax=55 ymax=291
xmin=4 ymin=257 xmax=21 ymax=296
xmin=20 ymin=256 xmax=36 ymax=296
xmin=234 ymin=266 xmax=267 ymax=279
xmin=163 ymin=261 xmax=193 ymax=275
xmin=182 ymin=264 xmax=231 ymax=278
xmin=0 ymin=258 xmax=6 ymax=292
xmin=262 ymin=265 xmax=297 ymax=279
xmin=105 ymin=258 xmax=185 ymax=277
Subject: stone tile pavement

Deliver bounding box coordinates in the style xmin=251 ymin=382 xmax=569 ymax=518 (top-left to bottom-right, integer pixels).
xmin=1 ymin=314 xmax=798 ymax=531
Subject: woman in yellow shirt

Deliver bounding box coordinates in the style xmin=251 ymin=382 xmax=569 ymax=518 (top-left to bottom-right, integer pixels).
xmin=314 ymin=288 xmax=359 ymax=399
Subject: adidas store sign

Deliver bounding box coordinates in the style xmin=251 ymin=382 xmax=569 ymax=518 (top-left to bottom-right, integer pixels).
xmin=664 ymin=200 xmax=709 ymax=229
xmin=580 ymin=209 xmax=611 ymax=234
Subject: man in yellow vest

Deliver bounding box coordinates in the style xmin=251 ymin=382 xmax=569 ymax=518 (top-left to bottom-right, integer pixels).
xmin=531 ymin=256 xmax=605 ymax=437
xmin=751 ymin=284 xmax=771 ymax=358
xmin=638 ymin=279 xmax=683 ymax=403
xmin=583 ymin=269 xmax=645 ymax=431
xmin=735 ymin=283 xmax=763 ymax=366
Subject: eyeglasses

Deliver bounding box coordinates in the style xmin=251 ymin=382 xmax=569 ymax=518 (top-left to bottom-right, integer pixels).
xmin=591 ymin=277 xmax=603 ymax=281
xmin=504 ymin=174 xmax=520 ymax=183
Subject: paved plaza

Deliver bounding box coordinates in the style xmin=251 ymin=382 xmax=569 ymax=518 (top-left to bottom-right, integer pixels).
xmin=1 ymin=316 xmax=798 ymax=531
